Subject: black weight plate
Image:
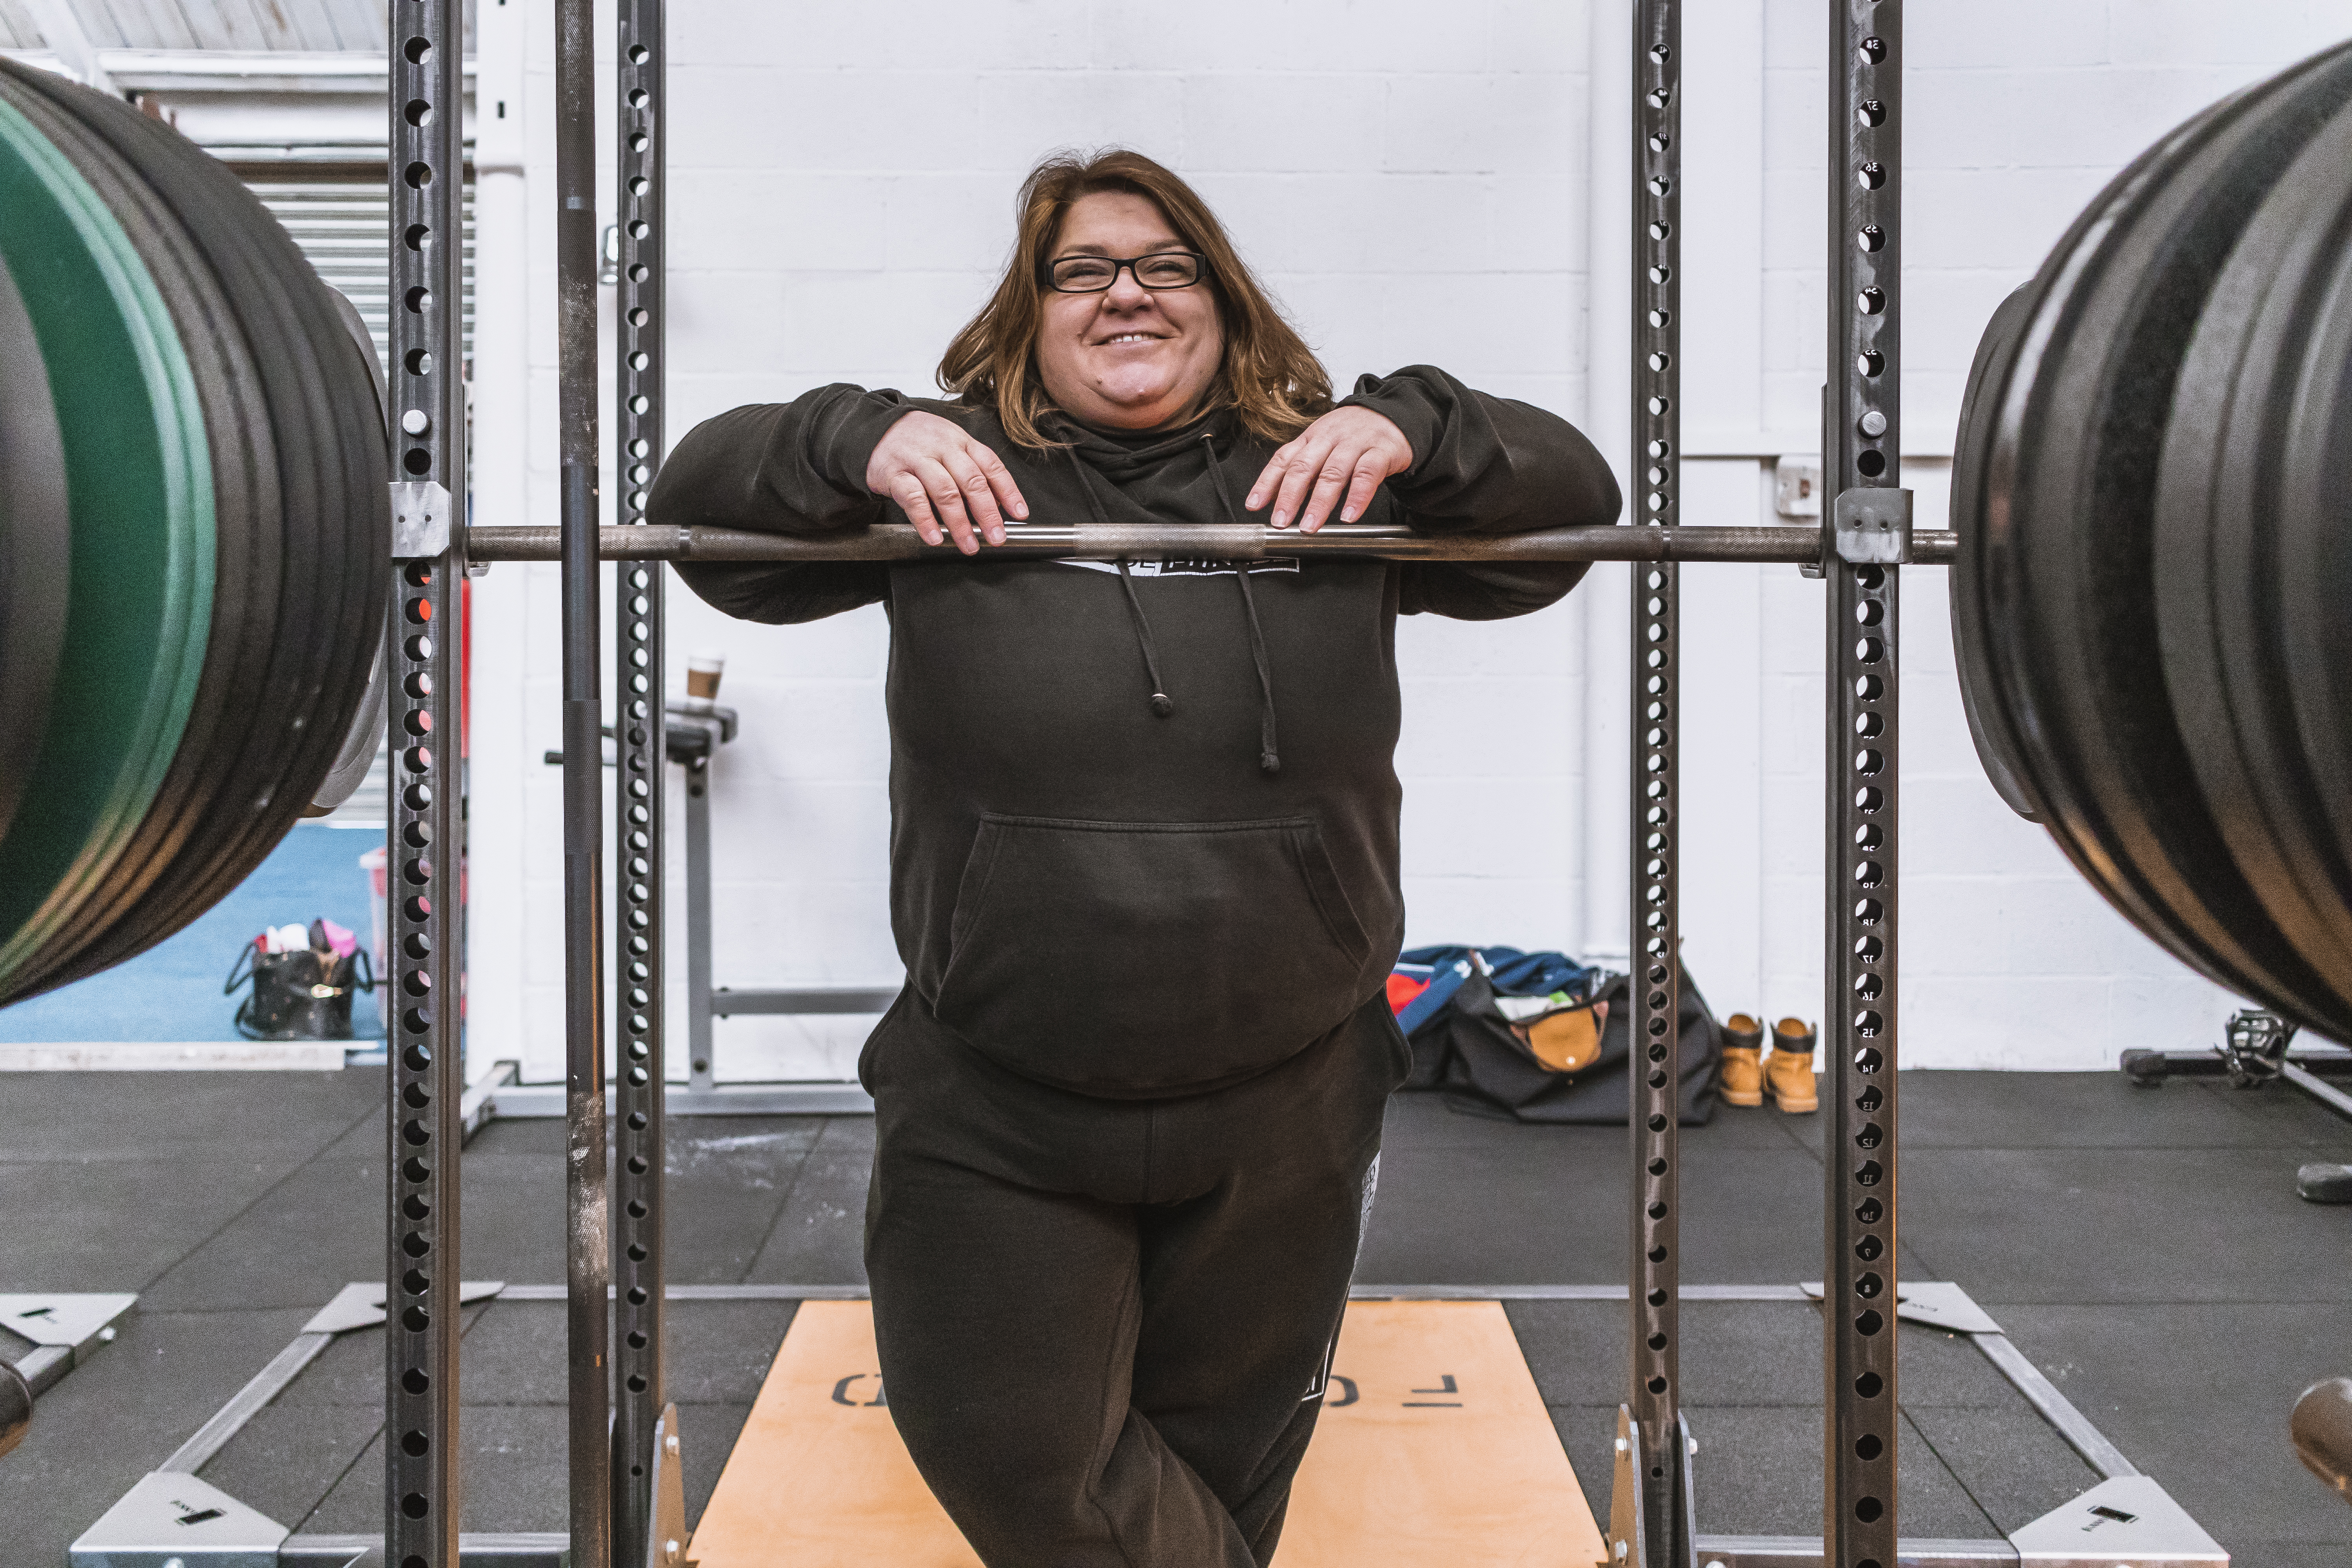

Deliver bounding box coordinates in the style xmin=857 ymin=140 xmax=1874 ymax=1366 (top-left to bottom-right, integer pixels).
xmin=1964 ymin=40 xmax=2352 ymax=1024
xmin=0 ymin=243 xmax=69 ymax=848
xmin=2275 ymin=208 xmax=2352 ymax=975
xmin=2021 ymin=69 xmax=2352 ymax=1024
xmin=1946 ymin=281 xmax=2040 ymax=822
xmin=2156 ymin=98 xmax=2352 ymax=1036
xmin=309 ymin=287 xmax=390 ymax=817
xmin=104 ymin=115 xmax=387 ymax=949
xmin=0 ymin=66 xmax=276 ymax=999
xmin=81 ymin=104 xmax=388 ymax=976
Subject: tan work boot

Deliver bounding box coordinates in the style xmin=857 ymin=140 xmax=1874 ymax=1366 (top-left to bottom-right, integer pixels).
xmin=1767 ymin=1018 xmax=1819 ymax=1113
xmin=1720 ymin=1013 xmax=1764 ymax=1106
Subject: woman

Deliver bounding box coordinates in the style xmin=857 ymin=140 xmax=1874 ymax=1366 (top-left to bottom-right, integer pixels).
xmin=649 ymin=147 xmax=1619 ymax=1567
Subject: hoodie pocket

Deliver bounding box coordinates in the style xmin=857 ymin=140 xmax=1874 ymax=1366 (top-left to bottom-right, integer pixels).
xmin=933 ymin=813 xmax=1373 ymax=1094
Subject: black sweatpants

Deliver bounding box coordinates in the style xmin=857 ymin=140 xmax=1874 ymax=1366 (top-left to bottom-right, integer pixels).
xmin=860 ymin=989 xmax=1408 ymax=1568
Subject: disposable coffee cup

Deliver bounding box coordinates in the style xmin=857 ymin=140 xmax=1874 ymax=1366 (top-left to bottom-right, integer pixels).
xmin=684 ymin=651 xmax=725 ymax=713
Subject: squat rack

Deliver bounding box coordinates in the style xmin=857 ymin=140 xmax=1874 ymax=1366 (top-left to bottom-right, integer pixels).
xmin=361 ymin=5 xmax=2168 ymax=1568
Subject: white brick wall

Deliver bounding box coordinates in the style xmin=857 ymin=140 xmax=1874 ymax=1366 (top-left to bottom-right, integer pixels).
xmin=466 ymin=2 xmax=2331 ymax=1085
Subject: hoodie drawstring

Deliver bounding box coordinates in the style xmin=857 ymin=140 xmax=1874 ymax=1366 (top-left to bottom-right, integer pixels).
xmin=1068 ymin=446 xmax=1176 ymax=720
xmin=1116 ymin=559 xmax=1176 ymax=718
xmin=1231 ymin=566 xmax=1281 ymax=774
xmin=1204 ymin=434 xmax=1281 ymax=774
xmin=1066 ymin=433 xmax=1281 ymax=773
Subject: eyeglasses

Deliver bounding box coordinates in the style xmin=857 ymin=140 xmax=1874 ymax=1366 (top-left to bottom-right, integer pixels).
xmin=1043 ymin=250 xmax=1209 ymax=294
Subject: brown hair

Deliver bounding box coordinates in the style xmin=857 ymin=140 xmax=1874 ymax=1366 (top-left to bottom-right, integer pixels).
xmin=937 ymin=148 xmax=1332 ymax=449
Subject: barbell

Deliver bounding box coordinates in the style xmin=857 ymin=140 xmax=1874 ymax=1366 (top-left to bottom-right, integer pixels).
xmin=3 ymin=44 xmax=2351 ymax=1046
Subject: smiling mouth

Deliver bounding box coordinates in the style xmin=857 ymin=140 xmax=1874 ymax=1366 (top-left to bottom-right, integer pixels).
xmin=1096 ymin=332 xmax=1165 ymax=345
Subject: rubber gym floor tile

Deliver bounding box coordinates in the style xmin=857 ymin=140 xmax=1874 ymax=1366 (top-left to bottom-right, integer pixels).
xmin=1380 ymin=1091 xmax=1800 ymax=1152
xmin=1882 ymin=1069 xmax=2341 ymax=1150
xmin=1885 ymin=1325 xmax=2021 ymax=1410
xmin=264 ymin=1306 xmax=493 ymax=1410
xmin=138 ymin=1155 xmax=392 ymax=1311
xmin=1678 ymin=1301 xmax=1823 ymax=1408
xmin=2194 ymin=1074 xmax=2352 ymax=1149
xmin=1376 ymin=1091 xmax=1615 ymax=1150
xmin=1674 ymin=1148 xmax=1855 ymax=1284
xmin=268 ymin=1319 xmax=390 ymax=1408
xmin=744 ymin=1125 xmax=874 ymax=1285
xmin=450 ymin=1299 xmax=566 ymax=1405
xmin=665 ymin=1299 xmax=800 ymax=1404
xmin=302 ymin=1404 xmax=573 ymax=1534
xmin=0 ymin=1155 xmax=305 ymax=1294
xmin=0 ymin=1305 xmax=314 ymax=1568
xmin=1682 ymin=1103 xmax=1829 ymax=1150
xmin=2219 ymin=1545 xmax=2352 ymax=1568
xmin=0 ymin=1065 xmax=378 ymax=1162
xmin=1354 ymin=1139 xmax=1628 ymax=1284
xmin=1507 ymin=1300 xmax=2019 ymax=1413
xmin=1543 ymin=1403 xmax=1620 ymax=1524
xmin=1991 ymin=1302 xmax=2352 ymax=1554
xmin=1504 ymin=1302 xmax=1622 ymax=1405
xmin=1902 ymin=1403 xmax=2101 ymax=1535
xmin=1895 ymin=1145 xmax=2348 ymax=1304
xmin=676 ymin=1400 xmax=755 ymax=1532
xmin=813 ymin=1110 xmax=877 ymax=1147
xmin=443 ymin=1148 xmax=570 ymax=1281
xmin=450 ymin=1123 xmax=839 ymax=1286
xmin=664 ymin=1120 xmax=832 ymax=1283
xmin=195 ymin=1399 xmax=385 ymax=1531
xmin=1681 ymin=1406 xmax=1995 ymax=1539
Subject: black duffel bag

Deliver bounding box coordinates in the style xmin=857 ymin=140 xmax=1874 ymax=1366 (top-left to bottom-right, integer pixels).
xmin=1408 ymin=962 xmax=1721 ymax=1125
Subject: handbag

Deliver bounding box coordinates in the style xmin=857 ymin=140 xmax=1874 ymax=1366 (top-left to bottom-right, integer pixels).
xmin=225 ymin=928 xmax=375 ymax=1041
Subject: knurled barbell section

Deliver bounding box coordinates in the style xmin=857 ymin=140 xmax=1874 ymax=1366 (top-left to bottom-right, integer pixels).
xmin=1629 ymin=4 xmax=1683 ymax=1564
xmin=610 ymin=2 xmax=667 ymax=1564
xmin=387 ymin=0 xmax=466 ymax=1559
xmin=1826 ymin=4 xmax=1902 ymax=1565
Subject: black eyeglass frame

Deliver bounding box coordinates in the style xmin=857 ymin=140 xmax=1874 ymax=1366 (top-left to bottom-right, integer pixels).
xmin=1040 ymin=250 xmax=1212 ymax=294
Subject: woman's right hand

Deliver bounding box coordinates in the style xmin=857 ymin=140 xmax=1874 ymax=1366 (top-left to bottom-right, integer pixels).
xmin=865 ymin=410 xmax=1029 ymax=555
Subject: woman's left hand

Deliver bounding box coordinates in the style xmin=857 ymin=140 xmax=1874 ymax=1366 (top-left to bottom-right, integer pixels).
xmin=1246 ymin=406 xmax=1414 ymax=532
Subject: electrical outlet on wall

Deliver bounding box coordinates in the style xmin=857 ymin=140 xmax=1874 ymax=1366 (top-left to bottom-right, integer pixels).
xmin=1774 ymin=456 xmax=1822 ymax=519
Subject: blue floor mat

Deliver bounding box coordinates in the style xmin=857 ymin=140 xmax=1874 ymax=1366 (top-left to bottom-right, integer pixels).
xmin=0 ymin=824 xmax=387 ymax=1042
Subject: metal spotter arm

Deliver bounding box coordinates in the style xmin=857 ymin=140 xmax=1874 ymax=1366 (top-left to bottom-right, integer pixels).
xmin=611 ymin=0 xmax=670 ymax=1557
xmin=385 ymin=0 xmax=467 ymax=1556
xmin=1824 ymin=4 xmax=1908 ymax=1565
xmin=554 ymin=0 xmax=612 ymax=1563
xmin=1620 ymin=3 xmax=1695 ymax=1566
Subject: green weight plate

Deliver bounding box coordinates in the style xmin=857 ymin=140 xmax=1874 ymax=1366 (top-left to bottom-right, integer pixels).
xmin=24 ymin=73 xmax=387 ymax=985
xmin=0 ymin=65 xmax=272 ymax=998
xmin=0 ymin=80 xmax=213 ymax=1005
xmin=1959 ymin=40 xmax=2352 ymax=1028
xmin=0 ymin=244 xmax=69 ymax=848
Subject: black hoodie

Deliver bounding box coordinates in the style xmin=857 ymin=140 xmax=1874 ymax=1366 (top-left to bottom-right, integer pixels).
xmin=650 ymin=365 xmax=1620 ymax=1098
